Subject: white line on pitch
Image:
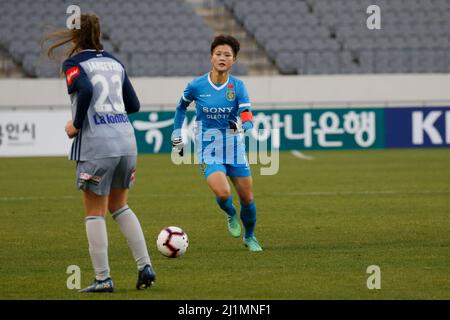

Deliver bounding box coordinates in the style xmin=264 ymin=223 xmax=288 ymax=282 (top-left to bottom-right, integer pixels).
xmin=291 ymin=150 xmax=315 ymax=160
xmin=1 ymin=190 xmax=448 ymax=202
xmin=266 ymin=190 xmax=450 ymax=197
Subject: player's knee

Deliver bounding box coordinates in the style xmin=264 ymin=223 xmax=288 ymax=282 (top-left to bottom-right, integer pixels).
xmin=215 ymin=189 xmax=231 ymax=200
xmin=239 ymin=193 xmax=253 ymax=205
xmin=108 ymin=202 xmax=127 ymax=214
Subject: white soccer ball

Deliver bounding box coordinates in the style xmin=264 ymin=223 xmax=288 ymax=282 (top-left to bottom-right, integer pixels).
xmin=156 ymin=226 xmax=189 ymax=258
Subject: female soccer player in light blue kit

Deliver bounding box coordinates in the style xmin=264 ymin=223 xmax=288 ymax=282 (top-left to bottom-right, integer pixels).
xmin=172 ymin=35 xmax=262 ymax=252
xmin=46 ymin=13 xmax=156 ymax=292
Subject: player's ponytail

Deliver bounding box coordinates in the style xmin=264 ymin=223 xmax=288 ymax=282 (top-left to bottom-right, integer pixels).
xmin=44 ymin=13 xmax=103 ymax=60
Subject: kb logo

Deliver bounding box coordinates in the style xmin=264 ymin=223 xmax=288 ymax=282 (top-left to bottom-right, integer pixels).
xmin=412 ymin=111 xmax=450 ymax=145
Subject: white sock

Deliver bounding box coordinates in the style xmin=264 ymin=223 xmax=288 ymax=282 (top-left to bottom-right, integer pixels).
xmin=85 ymin=216 xmax=110 ymax=281
xmin=112 ymin=205 xmax=151 ymax=271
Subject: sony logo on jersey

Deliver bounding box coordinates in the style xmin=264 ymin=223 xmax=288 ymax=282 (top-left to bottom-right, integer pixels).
xmin=86 ymin=61 xmax=122 ymax=73
xmin=202 ymin=107 xmax=233 ymax=114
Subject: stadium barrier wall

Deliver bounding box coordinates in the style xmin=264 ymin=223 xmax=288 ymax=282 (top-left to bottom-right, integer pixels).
xmin=131 ymin=107 xmax=450 ymax=154
xmin=0 ymin=75 xmax=449 ymax=157
xmin=1 ymin=107 xmax=449 ymax=157
xmin=0 ymin=110 xmax=71 ymax=157
xmin=2 ymin=74 xmax=450 ymax=109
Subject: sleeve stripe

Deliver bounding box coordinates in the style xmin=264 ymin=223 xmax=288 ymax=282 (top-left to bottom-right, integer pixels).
xmin=239 ymin=103 xmax=251 ymax=108
xmin=182 ymin=95 xmax=192 ymax=102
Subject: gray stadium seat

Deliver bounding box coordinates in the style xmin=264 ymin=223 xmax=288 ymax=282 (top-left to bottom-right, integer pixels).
xmin=1 ymin=0 xmax=450 ymax=76
xmin=0 ymin=0 xmax=222 ymax=77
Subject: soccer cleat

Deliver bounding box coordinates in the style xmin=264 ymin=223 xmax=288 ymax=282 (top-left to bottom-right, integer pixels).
xmin=79 ymin=278 xmax=114 ymax=293
xmin=227 ymin=214 xmax=241 ymax=238
xmin=136 ymin=264 xmax=156 ymax=290
xmin=243 ymin=236 xmax=263 ymax=252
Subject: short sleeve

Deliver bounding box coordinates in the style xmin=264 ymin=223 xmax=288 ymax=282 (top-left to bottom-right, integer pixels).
xmin=62 ymin=59 xmax=84 ymax=94
xmin=182 ymin=81 xmax=195 ymax=103
xmin=236 ymin=80 xmax=251 ymax=111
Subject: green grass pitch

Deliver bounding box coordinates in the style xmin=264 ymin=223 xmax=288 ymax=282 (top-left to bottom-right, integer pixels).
xmin=0 ymin=149 xmax=449 ymax=299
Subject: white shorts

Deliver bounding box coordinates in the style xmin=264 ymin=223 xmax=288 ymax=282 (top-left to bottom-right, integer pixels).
xmin=76 ymin=156 xmax=137 ymax=196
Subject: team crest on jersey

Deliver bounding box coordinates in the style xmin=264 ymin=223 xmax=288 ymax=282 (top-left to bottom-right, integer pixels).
xmin=226 ymin=88 xmax=236 ymax=101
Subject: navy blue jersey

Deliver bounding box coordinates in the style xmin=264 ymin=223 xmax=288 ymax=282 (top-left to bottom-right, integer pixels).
xmin=62 ymin=50 xmax=140 ymax=161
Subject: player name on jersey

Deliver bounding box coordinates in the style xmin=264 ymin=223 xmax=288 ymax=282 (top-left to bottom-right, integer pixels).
xmin=85 ymin=60 xmax=122 ymax=73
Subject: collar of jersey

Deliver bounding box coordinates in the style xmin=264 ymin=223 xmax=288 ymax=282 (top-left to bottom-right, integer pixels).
xmin=208 ymin=73 xmax=229 ymax=91
xmin=79 ymin=49 xmax=104 ymax=52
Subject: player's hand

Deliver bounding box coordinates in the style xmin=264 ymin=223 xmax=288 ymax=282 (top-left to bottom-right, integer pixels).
xmin=242 ymin=121 xmax=253 ymax=132
xmin=65 ymin=120 xmax=79 ymax=139
xmin=172 ymin=136 xmax=184 ymax=156
xmin=228 ymin=120 xmax=243 ymax=134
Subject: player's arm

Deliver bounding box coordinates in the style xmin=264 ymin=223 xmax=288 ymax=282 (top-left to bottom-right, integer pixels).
xmin=173 ymin=87 xmax=193 ymax=134
xmin=171 ymin=97 xmax=190 ymax=156
xmin=63 ymin=60 xmax=93 ymax=137
xmin=228 ymin=107 xmax=253 ymax=134
xmin=238 ymin=106 xmax=253 ymax=132
xmin=173 ymin=97 xmax=190 ymax=134
xmin=172 ymin=83 xmax=194 ymax=155
xmin=229 ymin=81 xmax=254 ymax=133
xmin=122 ymin=71 xmax=140 ymax=114
xmin=238 ymin=80 xmax=254 ymax=132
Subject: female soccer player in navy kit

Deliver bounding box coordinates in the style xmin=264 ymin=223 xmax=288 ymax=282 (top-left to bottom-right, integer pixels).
xmin=171 ymin=35 xmax=263 ymax=252
xmin=46 ymin=13 xmax=155 ymax=292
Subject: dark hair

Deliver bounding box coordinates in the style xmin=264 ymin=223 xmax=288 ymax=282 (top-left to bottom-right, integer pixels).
xmin=44 ymin=13 xmax=103 ymax=59
xmin=210 ymin=34 xmax=240 ymax=57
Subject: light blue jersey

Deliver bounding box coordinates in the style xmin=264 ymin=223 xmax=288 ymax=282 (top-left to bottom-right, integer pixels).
xmin=173 ymin=73 xmax=252 ymax=166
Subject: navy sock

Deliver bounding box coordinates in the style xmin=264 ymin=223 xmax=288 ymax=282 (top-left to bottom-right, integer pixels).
xmin=216 ymin=196 xmax=237 ymax=217
xmin=240 ymin=201 xmax=256 ymax=238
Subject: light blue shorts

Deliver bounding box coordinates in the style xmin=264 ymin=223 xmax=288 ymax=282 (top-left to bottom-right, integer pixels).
xmin=201 ymin=163 xmax=251 ymax=178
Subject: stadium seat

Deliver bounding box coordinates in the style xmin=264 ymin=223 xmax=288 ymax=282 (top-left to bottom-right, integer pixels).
xmin=0 ymin=0 xmax=221 ymax=77
xmin=1 ymin=0 xmax=450 ymax=77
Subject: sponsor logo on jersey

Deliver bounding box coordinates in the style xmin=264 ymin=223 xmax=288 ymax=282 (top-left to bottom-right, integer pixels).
xmin=66 ymin=66 xmax=80 ymax=86
xmin=226 ymin=88 xmax=236 ymax=101
xmin=202 ymin=106 xmax=233 ymax=119
xmin=202 ymin=107 xmax=233 ymax=114
xmin=94 ymin=113 xmax=130 ymax=125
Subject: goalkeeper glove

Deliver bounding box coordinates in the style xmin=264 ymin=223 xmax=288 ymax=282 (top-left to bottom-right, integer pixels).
xmin=172 ymin=136 xmax=184 ymax=156
xmin=228 ymin=120 xmax=254 ymax=134
xmin=228 ymin=120 xmax=243 ymax=134
xmin=242 ymin=121 xmax=253 ymax=132
xmin=229 ymin=110 xmax=254 ymax=133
